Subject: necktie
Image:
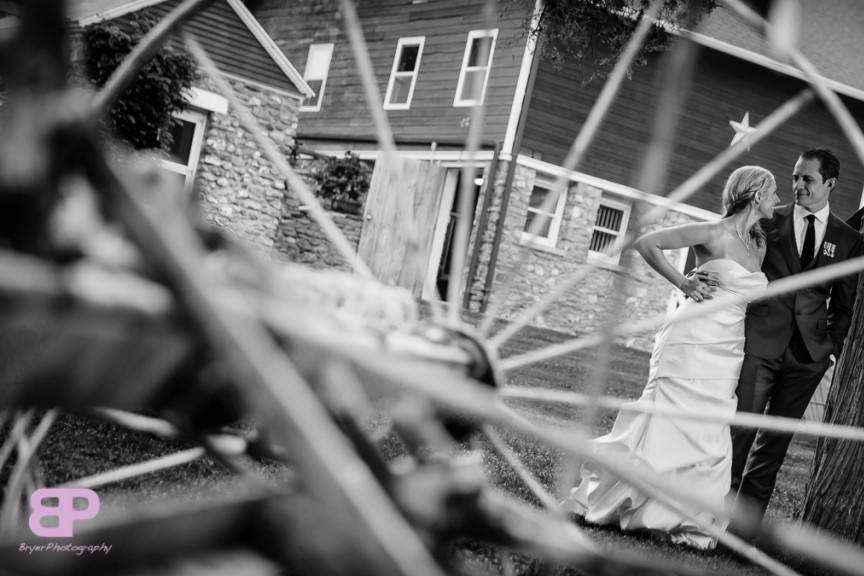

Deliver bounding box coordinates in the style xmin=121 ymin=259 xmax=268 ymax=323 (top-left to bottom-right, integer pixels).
xmin=801 ymin=214 xmax=816 ymax=268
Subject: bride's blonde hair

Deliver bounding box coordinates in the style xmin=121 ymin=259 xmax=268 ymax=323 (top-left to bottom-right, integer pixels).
xmin=721 ymin=165 xmax=775 ymax=247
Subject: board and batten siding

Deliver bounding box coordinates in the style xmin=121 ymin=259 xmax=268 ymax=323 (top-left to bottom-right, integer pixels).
xmin=253 ymin=0 xmax=530 ymax=147
xmin=522 ymin=45 xmax=864 ymax=219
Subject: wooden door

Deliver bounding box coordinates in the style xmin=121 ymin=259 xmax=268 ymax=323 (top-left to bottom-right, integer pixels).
xmin=358 ymin=156 xmax=447 ymax=296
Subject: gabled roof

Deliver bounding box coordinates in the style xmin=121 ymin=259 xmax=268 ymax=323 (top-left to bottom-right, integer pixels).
xmin=69 ymin=0 xmax=313 ymax=98
xmin=690 ymin=1 xmax=864 ymax=101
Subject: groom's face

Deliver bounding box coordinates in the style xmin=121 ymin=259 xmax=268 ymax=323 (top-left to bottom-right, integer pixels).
xmin=792 ymin=156 xmax=832 ymax=212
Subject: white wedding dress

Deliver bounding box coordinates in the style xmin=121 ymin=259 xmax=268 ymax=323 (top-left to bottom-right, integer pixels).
xmin=561 ymin=258 xmax=768 ymax=549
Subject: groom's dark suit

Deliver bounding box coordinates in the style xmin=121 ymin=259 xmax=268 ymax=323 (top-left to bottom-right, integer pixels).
xmin=731 ymin=203 xmax=861 ymax=517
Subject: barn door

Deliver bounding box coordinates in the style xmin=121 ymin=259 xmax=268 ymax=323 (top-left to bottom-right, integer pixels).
xmin=358 ymin=156 xmax=447 ymax=296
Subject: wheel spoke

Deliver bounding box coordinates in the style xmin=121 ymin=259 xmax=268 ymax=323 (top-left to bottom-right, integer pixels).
xmin=722 ymin=0 xmax=864 ymax=167
xmin=480 ymin=1 xmax=662 ymax=335
xmin=338 ymin=0 xmax=429 ymax=286
xmin=502 ymin=387 xmax=864 ymax=441
xmin=59 ymin=448 xmax=207 ymax=491
xmin=488 ymin=87 xmax=814 ymax=352
xmin=368 ymin=357 xmax=809 ymax=576
xmin=447 ymin=0 xmax=496 ymax=321
xmin=0 ymin=410 xmax=55 ymax=535
xmin=483 ymin=426 xmax=566 ymax=513
xmin=501 ymin=255 xmax=864 ymax=371
xmin=93 ymin=0 xmax=214 ymax=115
xmin=184 ymin=36 xmax=377 ymax=281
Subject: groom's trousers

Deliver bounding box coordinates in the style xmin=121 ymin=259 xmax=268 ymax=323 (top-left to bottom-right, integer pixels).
xmin=731 ymin=344 xmax=830 ymax=518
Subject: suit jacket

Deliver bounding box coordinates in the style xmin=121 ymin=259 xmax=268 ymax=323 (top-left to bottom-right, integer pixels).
xmin=744 ymin=204 xmax=862 ymax=362
xmin=848 ymin=206 xmax=864 ymax=235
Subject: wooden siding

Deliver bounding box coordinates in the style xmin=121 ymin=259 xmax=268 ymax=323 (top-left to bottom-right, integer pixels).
xmin=253 ymin=0 xmax=531 ymax=147
xmin=86 ymin=0 xmax=302 ymax=96
xmin=522 ymin=45 xmax=864 ymax=219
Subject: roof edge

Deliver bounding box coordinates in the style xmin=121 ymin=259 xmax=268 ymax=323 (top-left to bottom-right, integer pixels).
xmin=76 ymin=0 xmax=313 ymax=98
xmin=224 ymin=0 xmax=314 ymax=99
xmin=77 ymin=0 xmax=165 ymax=26
xmin=614 ymin=7 xmax=864 ymax=104
xmin=678 ymin=28 xmax=864 ymax=104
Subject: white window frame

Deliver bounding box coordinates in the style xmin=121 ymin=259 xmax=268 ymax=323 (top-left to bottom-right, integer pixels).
xmin=587 ymin=196 xmax=632 ymax=264
xmin=520 ymin=176 xmax=567 ymax=248
xmin=160 ymin=108 xmax=207 ymax=192
xmin=453 ymin=28 xmax=497 ymax=107
xmin=300 ymin=43 xmax=334 ymax=112
xmin=384 ymin=36 xmax=425 ymax=110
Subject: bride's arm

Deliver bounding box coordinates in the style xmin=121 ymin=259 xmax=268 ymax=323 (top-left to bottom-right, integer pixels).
xmin=634 ymin=222 xmax=718 ymax=301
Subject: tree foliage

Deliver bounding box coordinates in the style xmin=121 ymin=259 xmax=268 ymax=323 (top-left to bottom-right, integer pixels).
xmin=82 ymin=14 xmax=197 ymax=150
xmin=507 ymin=0 xmax=717 ymax=80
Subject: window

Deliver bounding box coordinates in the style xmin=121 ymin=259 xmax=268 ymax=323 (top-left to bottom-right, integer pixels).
xmin=300 ymin=43 xmax=334 ymax=112
xmin=160 ymin=108 xmax=207 ymax=192
xmin=454 ymin=29 xmax=497 ymax=106
xmin=521 ymin=178 xmax=566 ymax=247
xmin=588 ymin=197 xmax=631 ymax=263
xmin=384 ymin=37 xmax=424 ymax=109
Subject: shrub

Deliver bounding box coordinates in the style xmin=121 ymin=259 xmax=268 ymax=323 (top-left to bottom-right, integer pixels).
xmin=311 ymin=151 xmax=371 ymax=207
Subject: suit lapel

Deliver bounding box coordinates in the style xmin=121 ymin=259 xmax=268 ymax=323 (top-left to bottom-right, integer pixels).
xmin=814 ymin=214 xmax=842 ymax=268
xmin=774 ymin=205 xmax=801 ymax=273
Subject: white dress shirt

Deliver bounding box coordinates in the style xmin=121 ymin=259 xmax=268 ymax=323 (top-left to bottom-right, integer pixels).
xmin=793 ymin=203 xmax=830 ymax=260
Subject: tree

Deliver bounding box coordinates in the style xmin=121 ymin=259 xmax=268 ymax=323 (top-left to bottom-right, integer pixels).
xmin=505 ymin=0 xmax=717 ymax=79
xmin=82 ymin=14 xmax=197 ymax=150
xmin=801 ymin=264 xmax=864 ymax=541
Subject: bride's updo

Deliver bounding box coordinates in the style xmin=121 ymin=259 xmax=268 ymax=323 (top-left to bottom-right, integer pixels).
xmin=721 ymin=165 xmax=775 ymax=247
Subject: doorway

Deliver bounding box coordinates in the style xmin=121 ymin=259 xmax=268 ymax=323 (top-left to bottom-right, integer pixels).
xmin=423 ymin=168 xmax=482 ymax=302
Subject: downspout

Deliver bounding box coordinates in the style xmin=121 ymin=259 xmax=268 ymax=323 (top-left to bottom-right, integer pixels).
xmin=463 ymin=141 xmax=501 ymax=309
xmin=480 ymin=1 xmax=543 ymax=312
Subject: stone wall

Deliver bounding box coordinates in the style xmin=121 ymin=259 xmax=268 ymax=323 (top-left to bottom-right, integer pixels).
xmin=471 ymin=160 xmax=701 ymax=352
xmin=275 ymin=181 xmax=364 ymax=269
xmin=195 ymin=78 xmax=298 ymax=254
xmin=194 ymin=78 xmax=363 ymax=266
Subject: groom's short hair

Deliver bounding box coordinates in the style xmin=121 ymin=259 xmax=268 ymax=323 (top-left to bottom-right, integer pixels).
xmin=800 ymin=148 xmax=840 ymax=182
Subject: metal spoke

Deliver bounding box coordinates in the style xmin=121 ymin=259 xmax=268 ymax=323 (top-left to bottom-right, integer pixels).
xmin=363 ymin=357 xmax=809 ymax=576
xmin=447 ymin=0 xmax=496 ymax=322
xmin=502 ymin=254 xmax=864 ymax=370
xmin=59 ymin=448 xmax=207 ymax=490
xmin=83 ymin=146 xmax=446 ymax=576
xmin=0 ymin=410 xmax=56 ymax=534
xmin=722 ymin=0 xmax=864 ymax=167
xmin=502 ymin=387 xmax=864 ymax=442
xmin=489 ymin=87 xmax=814 ymax=352
xmin=577 ymin=13 xmax=702 ymax=448
xmin=480 ymin=1 xmax=662 ymax=335
xmin=184 ymin=35 xmax=377 ymax=281
xmin=483 ymin=426 xmax=568 ymax=514
xmin=338 ymin=0 xmax=427 ymax=287
xmin=93 ymin=0 xmax=215 ymax=114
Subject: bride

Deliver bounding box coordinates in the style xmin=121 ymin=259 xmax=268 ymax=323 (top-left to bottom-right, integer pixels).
xmin=560 ymin=165 xmax=778 ymax=549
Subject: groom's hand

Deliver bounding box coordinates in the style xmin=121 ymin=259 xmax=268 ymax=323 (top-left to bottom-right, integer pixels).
xmin=688 ymin=270 xmax=720 ymax=288
xmin=681 ymin=270 xmax=719 ymax=302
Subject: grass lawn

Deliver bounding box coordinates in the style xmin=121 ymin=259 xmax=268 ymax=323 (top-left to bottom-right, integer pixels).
xmin=5 ymin=320 xmax=821 ymax=575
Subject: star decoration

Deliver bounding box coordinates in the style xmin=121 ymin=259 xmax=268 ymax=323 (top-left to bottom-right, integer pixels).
xmin=729 ymin=112 xmax=758 ymax=149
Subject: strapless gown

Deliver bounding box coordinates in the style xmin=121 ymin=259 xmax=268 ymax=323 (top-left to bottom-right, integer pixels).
xmin=560 ymin=258 xmax=768 ymax=549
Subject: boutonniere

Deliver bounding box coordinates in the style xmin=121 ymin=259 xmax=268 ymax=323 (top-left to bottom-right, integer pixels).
xmin=823 ymin=241 xmax=837 ymax=258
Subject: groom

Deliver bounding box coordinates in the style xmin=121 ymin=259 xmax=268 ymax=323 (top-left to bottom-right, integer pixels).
xmin=730 ymin=148 xmax=862 ymax=521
